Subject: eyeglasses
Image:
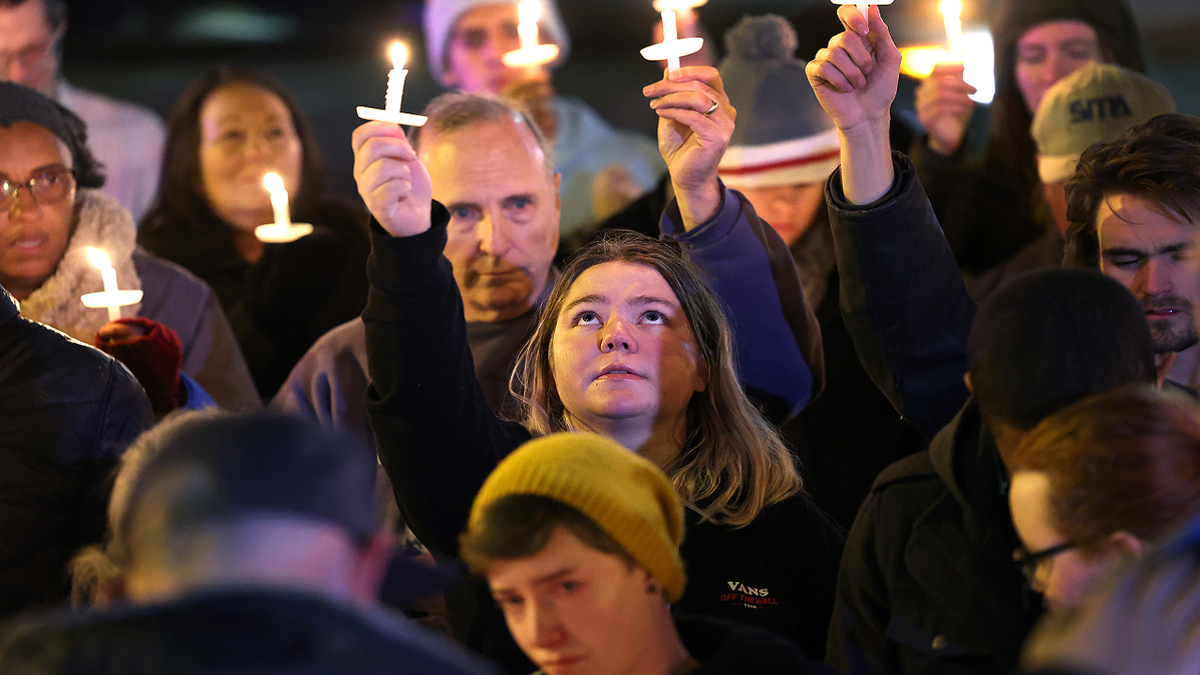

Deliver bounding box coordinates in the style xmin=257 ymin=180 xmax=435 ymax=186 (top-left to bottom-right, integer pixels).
xmin=0 ymin=26 xmax=64 ymax=77
xmin=1013 ymin=541 xmax=1076 ymax=587
xmin=0 ymin=167 xmax=76 ymax=212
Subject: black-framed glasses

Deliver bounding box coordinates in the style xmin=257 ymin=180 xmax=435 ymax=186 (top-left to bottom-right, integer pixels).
xmin=1013 ymin=541 xmax=1076 ymax=586
xmin=0 ymin=166 xmax=75 ymax=212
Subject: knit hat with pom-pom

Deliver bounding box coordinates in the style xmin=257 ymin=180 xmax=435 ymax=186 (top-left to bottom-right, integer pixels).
xmin=717 ymin=15 xmax=839 ymax=189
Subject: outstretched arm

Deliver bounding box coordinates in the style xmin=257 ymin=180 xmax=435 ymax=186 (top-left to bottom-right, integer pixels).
xmin=808 ymin=7 xmax=973 ymax=436
xmin=645 ymin=67 xmax=822 ymax=420
xmin=355 ymin=122 xmax=529 ymax=555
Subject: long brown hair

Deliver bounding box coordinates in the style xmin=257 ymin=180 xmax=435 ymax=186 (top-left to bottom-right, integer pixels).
xmin=513 ymin=231 xmax=801 ymax=527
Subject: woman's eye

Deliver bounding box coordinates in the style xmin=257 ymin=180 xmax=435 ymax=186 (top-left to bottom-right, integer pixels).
xmin=643 ymin=310 xmax=665 ymax=324
xmin=575 ymin=311 xmax=600 ymax=325
xmin=264 ymin=127 xmax=287 ymax=141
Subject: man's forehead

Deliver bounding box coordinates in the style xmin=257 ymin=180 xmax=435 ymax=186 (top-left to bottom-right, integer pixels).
xmin=452 ymin=2 xmax=519 ymax=34
xmin=0 ymin=0 xmax=53 ymax=51
xmin=1097 ymin=193 xmax=1199 ymax=248
xmin=422 ymin=119 xmax=548 ymax=181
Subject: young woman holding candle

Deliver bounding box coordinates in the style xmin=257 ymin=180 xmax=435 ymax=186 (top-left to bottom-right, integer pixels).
xmin=138 ymin=67 xmax=370 ymax=400
xmin=0 ymin=81 xmax=259 ymax=411
xmin=355 ymin=65 xmax=841 ymax=669
xmin=911 ymin=0 xmax=1145 ymax=277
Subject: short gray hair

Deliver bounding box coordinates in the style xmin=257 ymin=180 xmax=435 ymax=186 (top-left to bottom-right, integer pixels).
xmin=415 ymin=92 xmax=555 ymax=170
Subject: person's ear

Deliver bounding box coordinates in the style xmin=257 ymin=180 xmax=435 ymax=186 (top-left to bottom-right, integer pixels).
xmin=963 ymin=372 xmax=974 ymax=393
xmin=1156 ymin=352 xmax=1179 ymax=389
xmin=349 ymin=526 xmax=396 ymax=605
xmin=1105 ymin=530 xmax=1146 ymax=560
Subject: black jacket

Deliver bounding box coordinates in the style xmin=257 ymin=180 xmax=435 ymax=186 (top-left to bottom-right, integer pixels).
xmin=824 ymin=404 xmax=1039 ymax=675
xmin=822 ymin=154 xmax=1042 ymax=674
xmin=140 ymin=199 xmax=370 ymax=399
xmin=0 ymin=588 xmax=497 ymax=675
xmin=680 ymin=615 xmax=834 ymax=675
xmin=0 ymin=287 xmax=152 ymax=622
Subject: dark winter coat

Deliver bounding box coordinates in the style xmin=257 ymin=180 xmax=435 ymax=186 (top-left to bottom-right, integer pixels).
xmin=0 ymin=287 xmax=152 ymax=622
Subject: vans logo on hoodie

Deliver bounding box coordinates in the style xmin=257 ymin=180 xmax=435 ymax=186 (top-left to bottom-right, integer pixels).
xmin=720 ymin=581 xmax=779 ymax=608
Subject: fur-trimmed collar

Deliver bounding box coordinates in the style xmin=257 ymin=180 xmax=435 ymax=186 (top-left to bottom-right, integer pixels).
xmin=18 ymin=189 xmax=142 ymax=342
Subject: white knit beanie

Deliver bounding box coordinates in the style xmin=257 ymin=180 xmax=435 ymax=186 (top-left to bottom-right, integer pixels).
xmin=423 ymin=0 xmax=572 ymax=88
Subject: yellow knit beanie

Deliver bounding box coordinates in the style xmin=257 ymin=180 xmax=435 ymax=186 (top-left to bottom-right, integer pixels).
xmin=469 ymin=432 xmax=687 ymax=602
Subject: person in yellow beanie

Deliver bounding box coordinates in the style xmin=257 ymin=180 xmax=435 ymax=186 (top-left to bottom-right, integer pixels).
xmin=460 ymin=432 xmax=830 ymax=675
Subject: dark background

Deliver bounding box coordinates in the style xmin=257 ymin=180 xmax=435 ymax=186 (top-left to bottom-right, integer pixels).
xmin=62 ymin=0 xmax=1200 ymax=201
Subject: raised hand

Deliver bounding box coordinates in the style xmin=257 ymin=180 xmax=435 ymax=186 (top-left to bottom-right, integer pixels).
xmin=805 ymin=5 xmax=901 ymax=135
xmin=352 ymin=121 xmax=433 ymax=238
xmin=806 ymin=5 xmax=901 ymax=204
xmin=643 ymin=66 xmax=736 ymax=229
xmin=915 ymin=62 xmax=977 ymax=156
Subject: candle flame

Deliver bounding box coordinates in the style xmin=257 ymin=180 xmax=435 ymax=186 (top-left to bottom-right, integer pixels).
xmin=389 ymin=41 xmax=407 ymax=71
xmin=518 ymin=0 xmax=541 ymax=27
xmin=262 ymin=172 xmax=285 ymax=195
xmin=86 ymin=247 xmax=112 ymax=270
xmin=940 ymin=0 xmax=961 ymax=20
xmin=652 ymin=0 xmax=706 ymax=11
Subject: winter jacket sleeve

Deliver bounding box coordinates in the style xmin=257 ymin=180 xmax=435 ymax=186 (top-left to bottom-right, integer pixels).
xmin=363 ymin=204 xmax=531 ymax=557
xmin=661 ymin=185 xmax=822 ymax=424
xmin=825 ymin=152 xmax=975 ymax=438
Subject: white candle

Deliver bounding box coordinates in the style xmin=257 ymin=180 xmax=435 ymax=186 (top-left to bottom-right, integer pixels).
xmin=831 ymin=0 xmax=895 ymax=22
xmin=385 ymin=42 xmax=408 ymax=114
xmin=87 ymin=247 xmax=121 ymax=321
xmin=640 ymin=6 xmax=703 ymax=73
xmin=262 ymin=172 xmax=291 ymax=227
xmin=941 ymin=0 xmax=963 ymax=60
xmin=662 ymin=10 xmax=681 ymax=73
xmin=517 ymin=0 xmax=541 ymax=51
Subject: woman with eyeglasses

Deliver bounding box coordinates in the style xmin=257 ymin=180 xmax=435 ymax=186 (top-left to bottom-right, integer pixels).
xmin=0 ymin=81 xmax=259 ymax=412
xmin=1007 ymin=384 xmax=1200 ymax=610
xmin=138 ymin=67 xmax=369 ymax=401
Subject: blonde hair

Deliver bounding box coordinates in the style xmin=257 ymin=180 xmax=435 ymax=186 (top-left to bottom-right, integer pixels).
xmin=513 ymin=231 xmax=801 ymax=527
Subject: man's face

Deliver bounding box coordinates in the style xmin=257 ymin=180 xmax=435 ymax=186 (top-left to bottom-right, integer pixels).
xmin=1098 ymin=193 xmax=1200 ymax=355
xmin=0 ymin=0 xmax=60 ymax=96
xmin=486 ymin=525 xmax=667 ymax=675
xmin=443 ymin=3 xmax=547 ymax=95
xmin=0 ymin=121 xmax=74 ymax=300
xmin=420 ymin=116 xmax=559 ymax=323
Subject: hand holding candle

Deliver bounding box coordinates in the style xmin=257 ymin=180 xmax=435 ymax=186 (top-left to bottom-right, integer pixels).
xmin=255 ymin=172 xmax=313 ymax=243
xmin=81 ymin=247 xmax=142 ymax=320
xmin=357 ymin=39 xmax=428 ymax=127
xmin=641 ymin=8 xmax=704 ymax=74
xmin=501 ymin=0 xmax=560 ymax=69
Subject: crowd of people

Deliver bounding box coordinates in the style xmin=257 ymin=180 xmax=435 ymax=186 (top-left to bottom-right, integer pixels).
xmin=1 ymin=0 xmax=1199 ymax=674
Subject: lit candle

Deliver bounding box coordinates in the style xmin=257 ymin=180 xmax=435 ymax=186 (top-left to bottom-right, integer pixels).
xmin=517 ymin=0 xmax=540 ymax=51
xmin=640 ymin=6 xmax=703 ymax=74
xmin=831 ymin=0 xmax=895 ymax=21
xmin=941 ymin=0 xmax=963 ymax=60
xmin=652 ymin=0 xmax=707 ymax=10
xmin=501 ymin=0 xmax=560 ymax=69
xmin=263 ymin=173 xmax=291 ymax=227
xmin=385 ymin=42 xmax=408 ymax=114
xmin=357 ymin=39 xmax=428 ymax=127
xmin=255 ymin=173 xmax=313 ymax=243
xmin=81 ymin=247 xmax=142 ymax=321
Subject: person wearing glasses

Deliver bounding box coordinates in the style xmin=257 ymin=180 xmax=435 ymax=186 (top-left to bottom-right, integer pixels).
xmin=0 ymin=0 xmax=165 ymax=222
xmin=1007 ymin=384 xmax=1200 ymax=610
xmin=0 ymin=81 xmax=259 ymax=411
